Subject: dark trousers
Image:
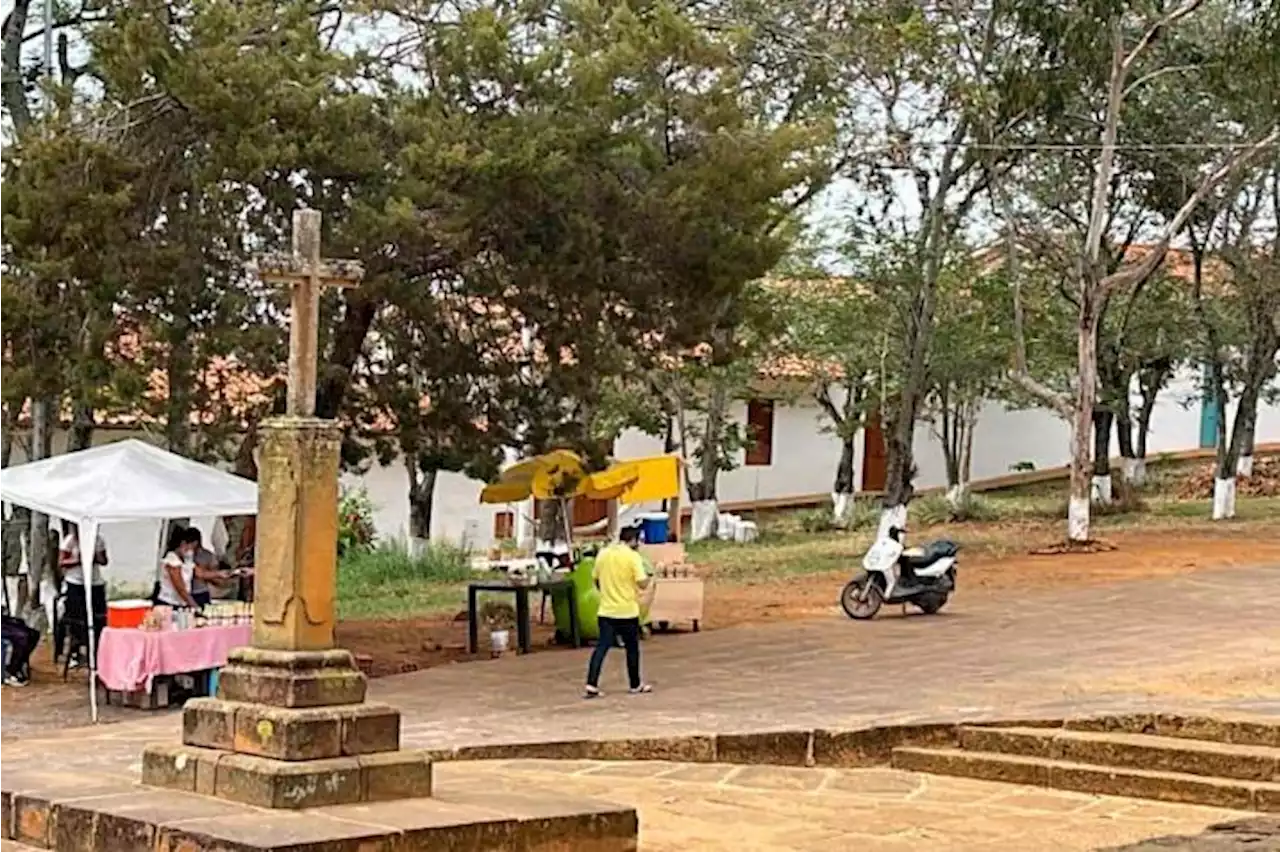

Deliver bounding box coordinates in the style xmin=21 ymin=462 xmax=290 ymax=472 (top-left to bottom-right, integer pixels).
xmin=586 ymin=616 xmax=641 ymax=689
xmin=57 ymin=583 xmax=107 ymax=661
xmin=2 ymin=616 xmax=38 ymax=677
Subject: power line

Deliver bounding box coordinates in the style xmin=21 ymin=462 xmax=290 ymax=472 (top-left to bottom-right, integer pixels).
xmin=859 ymin=141 xmax=1279 ymax=152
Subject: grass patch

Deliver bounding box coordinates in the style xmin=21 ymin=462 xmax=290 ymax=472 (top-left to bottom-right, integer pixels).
xmin=337 ymin=538 xmax=472 ymax=620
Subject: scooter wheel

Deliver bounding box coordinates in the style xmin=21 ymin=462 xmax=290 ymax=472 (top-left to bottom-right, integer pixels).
xmin=841 ymin=572 xmax=884 ymax=620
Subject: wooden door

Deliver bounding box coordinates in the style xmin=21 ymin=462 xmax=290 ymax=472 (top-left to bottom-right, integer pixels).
xmin=862 ymin=410 xmax=887 ymax=492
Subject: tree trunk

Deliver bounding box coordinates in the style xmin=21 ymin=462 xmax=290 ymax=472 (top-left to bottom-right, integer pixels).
xmin=950 ymin=399 xmax=977 ymax=506
xmin=1090 ymin=406 xmax=1113 ymax=504
xmin=536 ymin=498 xmax=568 ymax=546
xmin=832 ymin=435 xmax=855 ymax=521
xmin=407 ymin=465 xmax=438 ymax=543
xmin=25 ymin=396 xmax=56 ymax=616
xmin=1113 ymin=370 xmax=1144 ymax=486
xmin=1133 ymin=362 xmax=1167 ymax=469
xmin=960 ymin=415 xmax=974 ymax=490
xmin=1236 ymin=414 xmax=1257 ymax=478
xmin=1 ymin=0 xmax=33 ymax=134
xmin=686 ymin=380 xmax=728 ymax=541
xmin=68 ymin=404 xmax=95 ymax=452
xmin=166 ymin=327 xmax=194 ymax=455
xmin=316 ymin=298 xmax=377 ymax=420
xmin=1216 ymin=335 xmax=1276 ymax=516
xmin=816 ymin=382 xmax=861 ymax=522
xmin=1068 ymin=294 xmax=1102 ymax=543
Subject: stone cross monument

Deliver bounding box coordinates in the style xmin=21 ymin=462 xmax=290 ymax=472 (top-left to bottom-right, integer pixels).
xmin=142 ymin=210 xmax=435 ymax=809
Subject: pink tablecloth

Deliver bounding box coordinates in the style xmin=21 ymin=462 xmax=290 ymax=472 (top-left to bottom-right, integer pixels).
xmin=97 ymin=625 xmax=252 ymax=693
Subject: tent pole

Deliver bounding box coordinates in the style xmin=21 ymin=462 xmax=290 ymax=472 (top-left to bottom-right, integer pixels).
xmin=83 ymin=519 xmax=100 ymax=723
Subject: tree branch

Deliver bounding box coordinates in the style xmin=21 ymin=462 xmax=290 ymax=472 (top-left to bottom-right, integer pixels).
xmin=1102 ymin=127 xmax=1280 ymax=294
xmin=1122 ymin=0 xmax=1204 ymax=75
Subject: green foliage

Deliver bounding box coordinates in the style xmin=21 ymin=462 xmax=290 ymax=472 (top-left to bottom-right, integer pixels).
xmin=796 ymin=499 xmax=880 ymax=533
xmin=911 ymin=493 xmax=998 ymax=526
xmin=337 ymin=488 xmax=378 ymax=556
xmin=339 ymin=537 xmax=472 ymax=587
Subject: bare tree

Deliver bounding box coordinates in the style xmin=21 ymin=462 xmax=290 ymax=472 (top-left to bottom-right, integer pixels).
xmin=1007 ymin=1 xmax=1279 ymax=542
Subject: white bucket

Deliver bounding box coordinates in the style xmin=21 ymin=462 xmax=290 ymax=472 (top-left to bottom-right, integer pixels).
xmin=490 ymin=629 xmax=510 ymax=654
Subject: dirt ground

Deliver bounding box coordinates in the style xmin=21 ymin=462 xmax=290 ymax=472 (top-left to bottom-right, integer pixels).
xmin=4 ymin=522 xmax=1279 ymax=729
xmin=702 ymin=524 xmax=1280 ymax=629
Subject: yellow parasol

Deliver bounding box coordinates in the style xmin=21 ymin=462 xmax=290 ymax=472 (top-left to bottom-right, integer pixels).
xmin=479 ymin=451 xmax=678 ymax=505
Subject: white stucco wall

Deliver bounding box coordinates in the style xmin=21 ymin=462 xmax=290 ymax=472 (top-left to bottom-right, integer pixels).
xmin=5 ymin=365 xmax=1275 ymax=567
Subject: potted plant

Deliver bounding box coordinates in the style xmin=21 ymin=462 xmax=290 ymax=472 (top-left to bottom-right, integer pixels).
xmin=478 ymin=600 xmax=517 ymax=656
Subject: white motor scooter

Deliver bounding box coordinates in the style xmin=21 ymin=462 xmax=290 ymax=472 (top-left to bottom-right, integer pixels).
xmin=840 ymin=526 xmax=959 ymax=620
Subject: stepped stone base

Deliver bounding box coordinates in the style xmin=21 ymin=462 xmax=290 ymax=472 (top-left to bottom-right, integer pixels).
xmin=142 ymin=744 xmax=435 ymax=809
xmin=3 ymin=771 xmax=637 ymax=851
xmin=141 ymin=647 xmax=435 ymax=810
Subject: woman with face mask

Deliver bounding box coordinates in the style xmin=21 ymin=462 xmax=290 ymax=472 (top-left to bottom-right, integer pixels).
xmin=155 ymin=526 xmax=202 ymax=609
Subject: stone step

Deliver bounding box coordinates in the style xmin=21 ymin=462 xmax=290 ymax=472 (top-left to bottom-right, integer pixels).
xmin=959 ymin=726 xmax=1280 ymax=783
xmin=1064 ymin=715 xmax=1280 ymax=749
xmin=891 ymin=747 xmax=1280 ymax=812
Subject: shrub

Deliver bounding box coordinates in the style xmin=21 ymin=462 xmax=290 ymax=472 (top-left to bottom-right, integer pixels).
xmin=338 ymin=488 xmax=378 ymax=555
xmin=339 ymin=537 xmax=472 ymax=586
xmin=798 ymin=498 xmax=879 ymax=533
xmin=912 ymin=492 xmax=998 ymax=526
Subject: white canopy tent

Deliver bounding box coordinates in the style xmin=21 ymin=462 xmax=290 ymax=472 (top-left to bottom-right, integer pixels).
xmin=0 ymin=439 xmax=258 ymax=720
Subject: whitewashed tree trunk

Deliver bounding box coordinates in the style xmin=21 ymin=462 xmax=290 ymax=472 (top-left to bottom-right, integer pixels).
xmin=945 ymin=482 xmax=969 ymax=507
xmin=690 ymin=500 xmax=718 ymax=542
xmin=1237 ymin=455 xmax=1253 ymax=478
xmin=1090 ymin=475 xmax=1113 ymax=504
xmin=1067 ymin=496 xmax=1091 ymax=542
xmin=832 ymin=492 xmax=852 ymax=522
xmin=876 ymin=504 xmax=907 ymax=540
xmin=1212 ymin=477 xmax=1237 ymax=520
xmin=1120 ymin=457 xmax=1146 ymax=486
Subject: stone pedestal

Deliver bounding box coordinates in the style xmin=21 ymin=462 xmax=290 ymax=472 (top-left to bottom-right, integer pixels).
xmin=253 ymin=418 xmax=341 ymax=651
xmin=142 ymin=418 xmax=433 ymax=810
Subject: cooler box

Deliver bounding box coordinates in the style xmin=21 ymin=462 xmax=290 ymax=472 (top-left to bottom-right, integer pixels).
xmin=106 ymin=599 xmax=151 ymax=629
xmin=640 ymin=512 xmax=669 ymax=545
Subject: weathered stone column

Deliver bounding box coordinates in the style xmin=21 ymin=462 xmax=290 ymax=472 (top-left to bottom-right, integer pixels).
xmin=141 ymin=415 xmax=433 ymax=809
xmin=252 ymin=418 xmax=340 ymax=651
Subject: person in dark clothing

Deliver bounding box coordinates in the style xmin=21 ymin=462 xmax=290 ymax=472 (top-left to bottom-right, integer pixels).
xmin=2 ymin=614 xmax=39 ymax=687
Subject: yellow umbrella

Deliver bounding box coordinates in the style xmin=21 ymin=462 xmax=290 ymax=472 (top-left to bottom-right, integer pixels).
xmin=479 ymin=450 xmax=588 ymax=504
xmin=479 ymin=451 xmax=676 ymax=505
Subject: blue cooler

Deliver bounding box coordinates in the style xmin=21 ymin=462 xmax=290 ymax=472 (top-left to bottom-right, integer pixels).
xmin=640 ymin=512 xmax=669 ymax=544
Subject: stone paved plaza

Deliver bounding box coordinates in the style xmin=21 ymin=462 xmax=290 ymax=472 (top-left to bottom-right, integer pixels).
xmin=3 ymin=563 xmax=1279 ymax=849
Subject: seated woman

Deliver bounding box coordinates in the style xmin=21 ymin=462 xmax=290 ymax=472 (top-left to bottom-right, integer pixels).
xmin=155 ymin=526 xmax=201 ymax=610
xmin=57 ymin=520 xmax=108 ymax=667
xmin=188 ymin=528 xmax=236 ymax=608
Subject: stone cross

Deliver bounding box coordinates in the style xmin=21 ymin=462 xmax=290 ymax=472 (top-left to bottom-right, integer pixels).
xmin=256 ymin=209 xmax=363 ymax=417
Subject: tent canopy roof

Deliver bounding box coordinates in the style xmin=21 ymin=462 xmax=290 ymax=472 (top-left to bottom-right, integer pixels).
xmin=0 ymin=439 xmax=258 ymax=524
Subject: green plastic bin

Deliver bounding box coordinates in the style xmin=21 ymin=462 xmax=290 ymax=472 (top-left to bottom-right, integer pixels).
xmin=550 ymin=556 xmax=651 ymax=642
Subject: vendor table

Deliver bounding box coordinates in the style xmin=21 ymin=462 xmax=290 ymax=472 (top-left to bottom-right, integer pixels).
xmin=96 ymin=624 xmax=251 ymax=693
xmin=467 ymin=578 xmax=580 ymax=655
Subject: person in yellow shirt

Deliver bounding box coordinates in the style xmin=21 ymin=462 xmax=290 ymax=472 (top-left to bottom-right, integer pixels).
xmin=584 ymin=526 xmax=653 ymax=698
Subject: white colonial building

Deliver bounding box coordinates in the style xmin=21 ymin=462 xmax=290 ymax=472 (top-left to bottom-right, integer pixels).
xmin=7 ymin=363 xmax=1277 ymax=595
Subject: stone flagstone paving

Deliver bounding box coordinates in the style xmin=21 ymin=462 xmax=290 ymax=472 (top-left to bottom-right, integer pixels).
xmin=448 ymin=759 xmax=1256 ymax=851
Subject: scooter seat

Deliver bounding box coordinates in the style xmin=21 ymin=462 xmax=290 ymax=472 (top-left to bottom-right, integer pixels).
xmin=901 ymin=539 xmax=959 ymax=568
